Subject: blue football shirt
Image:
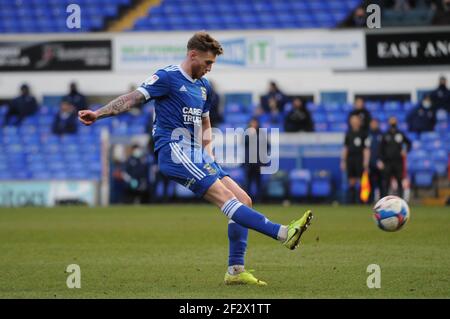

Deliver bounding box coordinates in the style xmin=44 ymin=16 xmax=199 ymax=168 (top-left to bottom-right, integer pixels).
xmin=137 ymin=65 xmax=213 ymax=153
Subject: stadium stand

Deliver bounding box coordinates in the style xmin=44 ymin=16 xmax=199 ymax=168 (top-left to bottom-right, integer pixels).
xmin=133 ymin=0 xmax=362 ymax=31
xmin=1 ymin=91 xmax=448 ymax=203
xmin=0 ymin=0 xmax=131 ymax=33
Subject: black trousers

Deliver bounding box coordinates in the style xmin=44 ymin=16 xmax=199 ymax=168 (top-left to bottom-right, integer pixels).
xmin=246 ymin=165 xmax=262 ymax=202
xmin=369 ymin=166 xmax=383 ymax=203
xmin=382 ymin=160 xmax=404 ymax=198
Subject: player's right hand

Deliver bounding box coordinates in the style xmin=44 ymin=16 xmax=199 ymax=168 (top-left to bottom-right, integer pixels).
xmin=78 ymin=110 xmax=98 ymax=126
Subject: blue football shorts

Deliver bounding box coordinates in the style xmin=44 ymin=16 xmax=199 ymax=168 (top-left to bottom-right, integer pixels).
xmin=157 ymin=142 xmax=229 ymax=197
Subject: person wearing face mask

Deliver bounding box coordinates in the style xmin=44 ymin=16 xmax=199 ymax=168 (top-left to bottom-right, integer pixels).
xmin=63 ymin=82 xmax=87 ymax=112
xmin=123 ymin=144 xmax=150 ymax=204
xmin=429 ymin=76 xmax=450 ymax=112
xmin=52 ymin=98 xmax=78 ymax=135
xmin=406 ymin=95 xmax=437 ymax=135
xmin=378 ymin=117 xmax=412 ymax=199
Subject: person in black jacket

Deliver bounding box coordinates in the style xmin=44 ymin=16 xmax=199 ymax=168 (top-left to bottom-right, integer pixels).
xmin=406 ymin=95 xmax=437 ymax=135
xmin=284 ymin=98 xmax=314 ymax=132
xmin=341 ymin=114 xmax=370 ymax=204
xmin=52 ymin=98 xmax=78 ymax=135
xmin=378 ymin=117 xmax=412 ymax=199
xmin=261 ymin=81 xmax=286 ymax=113
xmin=4 ymin=83 xmax=38 ymax=126
xmin=123 ymin=144 xmax=150 ymax=204
xmin=348 ymin=97 xmax=372 ymax=133
xmin=64 ymin=82 xmax=87 ymax=112
xmin=429 ymin=75 xmax=450 ymax=111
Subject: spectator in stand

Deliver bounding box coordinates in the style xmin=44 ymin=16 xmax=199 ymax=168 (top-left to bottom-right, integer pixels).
xmin=430 ymin=75 xmax=450 ymax=112
xmin=52 ymin=98 xmax=78 ymax=135
xmin=207 ymin=80 xmax=223 ymax=128
xmin=432 ymin=0 xmax=450 ymax=25
xmin=339 ymin=6 xmax=367 ymax=27
xmin=3 ymin=83 xmax=39 ymax=126
xmin=261 ymin=81 xmax=286 ymax=113
xmin=64 ymin=82 xmax=87 ymax=111
xmin=406 ymin=95 xmax=437 ymax=135
xmin=347 ymin=97 xmax=372 ymax=133
xmin=284 ymin=98 xmax=314 ymax=132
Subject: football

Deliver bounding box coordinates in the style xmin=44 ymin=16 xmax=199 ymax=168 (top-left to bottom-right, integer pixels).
xmin=373 ymin=195 xmax=410 ymax=232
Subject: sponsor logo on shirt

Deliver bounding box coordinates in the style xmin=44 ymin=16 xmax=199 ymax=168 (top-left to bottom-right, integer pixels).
xmin=182 ymin=107 xmax=202 ymax=125
xmin=200 ymin=87 xmax=207 ymax=101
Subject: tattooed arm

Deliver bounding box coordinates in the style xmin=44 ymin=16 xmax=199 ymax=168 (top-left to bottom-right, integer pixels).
xmin=78 ymin=90 xmax=146 ymax=125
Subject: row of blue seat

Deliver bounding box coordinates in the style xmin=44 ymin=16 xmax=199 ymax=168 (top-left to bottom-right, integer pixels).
xmin=167 ymin=167 xmax=333 ymax=199
xmin=133 ymin=0 xmax=360 ymax=31
xmin=0 ymin=0 xmax=130 ymax=33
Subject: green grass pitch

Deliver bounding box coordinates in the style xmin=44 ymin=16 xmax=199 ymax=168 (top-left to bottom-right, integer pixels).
xmin=0 ymin=204 xmax=449 ymax=298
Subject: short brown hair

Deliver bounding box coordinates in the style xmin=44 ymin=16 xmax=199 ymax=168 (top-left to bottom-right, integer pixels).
xmin=187 ymin=31 xmax=223 ymax=56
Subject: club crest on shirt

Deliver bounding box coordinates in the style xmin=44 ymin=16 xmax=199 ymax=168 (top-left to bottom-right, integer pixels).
xmin=200 ymin=87 xmax=207 ymax=101
xmin=203 ymin=163 xmax=217 ymax=175
xmin=144 ymin=74 xmax=159 ymax=86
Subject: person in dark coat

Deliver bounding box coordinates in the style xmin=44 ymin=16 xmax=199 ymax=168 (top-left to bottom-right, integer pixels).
xmin=284 ymin=98 xmax=314 ymax=132
xmin=4 ymin=83 xmax=39 ymax=126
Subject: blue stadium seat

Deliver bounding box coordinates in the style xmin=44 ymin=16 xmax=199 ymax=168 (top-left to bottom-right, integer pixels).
xmin=323 ymin=103 xmax=341 ymax=113
xmin=431 ymin=149 xmax=448 ymax=176
xmin=329 ymin=122 xmax=347 ymax=132
xmin=365 ymin=101 xmax=381 ymax=112
xmin=0 ymin=171 xmax=13 ymax=180
xmin=420 ymin=132 xmax=440 ymax=143
xmin=326 ymin=113 xmax=346 ymax=123
xmin=156 ymin=180 xmax=175 ymax=199
xmin=312 ymin=112 xmax=327 ymax=123
xmin=289 ymin=169 xmax=311 ymax=199
xmin=413 ymin=169 xmax=435 ymax=188
xmin=383 ymin=101 xmax=403 ymax=112
xmin=265 ymin=171 xmax=288 ymax=199
xmin=310 ymin=170 xmax=332 ymax=198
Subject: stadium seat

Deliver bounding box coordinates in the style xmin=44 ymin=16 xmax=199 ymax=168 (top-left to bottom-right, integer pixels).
xmin=420 ymin=132 xmax=440 ymax=142
xmin=310 ymin=170 xmax=332 ymax=198
xmin=413 ymin=169 xmax=435 ymax=188
xmin=265 ymin=171 xmax=288 ymax=199
xmin=289 ymin=169 xmax=311 ymax=199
